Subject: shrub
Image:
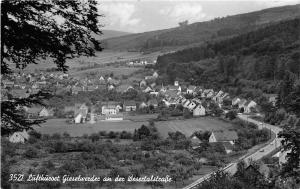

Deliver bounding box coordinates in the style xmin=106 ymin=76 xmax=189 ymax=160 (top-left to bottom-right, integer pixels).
xmin=225 ymin=110 xmax=237 ymax=120
xmin=24 ymin=147 xmax=39 ymax=158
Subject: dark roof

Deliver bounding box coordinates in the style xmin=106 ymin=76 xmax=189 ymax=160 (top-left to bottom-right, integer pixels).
xmin=212 ymin=131 xmax=238 ymax=141
xmin=124 ymin=100 xmax=136 ymax=106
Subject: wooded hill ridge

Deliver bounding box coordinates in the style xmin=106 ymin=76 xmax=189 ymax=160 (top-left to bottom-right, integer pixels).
xmin=101 ymin=4 xmax=300 ymax=52
xmin=155 ymin=18 xmax=300 ymax=99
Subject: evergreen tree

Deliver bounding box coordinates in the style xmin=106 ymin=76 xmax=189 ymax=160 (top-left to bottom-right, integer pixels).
xmin=1 ymin=0 xmax=103 ymax=135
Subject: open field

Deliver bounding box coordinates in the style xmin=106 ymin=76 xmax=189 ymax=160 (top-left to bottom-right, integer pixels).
xmin=70 ymin=66 xmax=141 ymax=78
xmin=36 ymin=117 xmax=233 ymax=138
xmin=155 ymin=117 xmax=235 ymax=138
xmin=35 ymin=119 xmax=146 ymax=137
xmin=22 ymin=50 xmax=162 ymax=72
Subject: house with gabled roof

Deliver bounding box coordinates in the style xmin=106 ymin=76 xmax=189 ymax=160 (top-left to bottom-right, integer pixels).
xmin=187 ymin=101 xmax=197 ymax=111
xmin=101 ymin=101 xmax=121 ymax=115
xmin=143 ymin=86 xmax=153 ymax=93
xmin=209 ymin=130 xmax=238 ymax=144
xmin=232 ymin=97 xmax=241 ymax=106
xmin=116 ymin=84 xmax=134 ymax=93
xmin=244 ymin=100 xmax=257 ymax=113
xmin=74 ymin=103 xmax=89 ymax=123
xmin=9 ymin=130 xmax=29 ymax=143
xmin=213 ymin=90 xmax=224 ymax=102
xmin=139 ymin=102 xmax=148 ymax=109
xmin=108 ymin=84 xmax=115 ymax=91
xmin=123 ymin=100 xmax=137 ymax=112
xmin=238 ymin=99 xmax=248 ymax=111
xmin=140 ymin=80 xmax=147 ymax=87
xmin=193 ymin=105 xmax=206 ymax=116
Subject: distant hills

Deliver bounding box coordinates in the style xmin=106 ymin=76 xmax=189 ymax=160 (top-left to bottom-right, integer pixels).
xmin=155 ymin=18 xmax=300 ymax=97
xmin=101 ymin=4 xmax=300 ymax=52
xmin=94 ymin=30 xmax=131 ymax=40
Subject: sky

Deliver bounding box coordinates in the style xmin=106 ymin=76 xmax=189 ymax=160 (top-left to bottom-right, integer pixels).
xmin=97 ymin=0 xmax=300 ymax=33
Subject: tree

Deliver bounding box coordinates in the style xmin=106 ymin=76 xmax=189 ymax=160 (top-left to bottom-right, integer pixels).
xmin=198 ymin=171 xmax=242 ymax=189
xmin=278 ymin=126 xmax=300 ymax=181
xmin=1 ymin=0 xmax=103 ymax=135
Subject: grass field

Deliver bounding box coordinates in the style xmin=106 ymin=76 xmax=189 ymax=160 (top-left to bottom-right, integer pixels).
xmin=70 ymin=66 xmax=141 ymax=78
xmin=35 ymin=119 xmax=146 ymax=137
xmin=36 ymin=117 xmax=234 ymax=138
xmin=23 ymin=50 xmax=161 ymax=72
xmin=155 ymin=117 xmax=234 ymax=138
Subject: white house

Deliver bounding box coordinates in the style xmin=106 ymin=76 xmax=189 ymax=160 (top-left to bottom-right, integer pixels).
xmin=139 ymin=102 xmax=148 ymax=109
xmin=140 ymin=80 xmax=147 ymax=87
xmin=74 ymin=104 xmax=88 ymax=123
xmin=39 ymin=107 xmax=53 ymax=117
xmin=9 ymin=130 xmax=29 ymax=143
xmin=238 ymin=99 xmax=248 ymax=110
xmin=213 ymin=90 xmax=224 ymax=102
xmin=108 ymin=85 xmax=115 ymax=90
xmin=153 ymin=72 xmax=159 ymax=78
xmin=123 ymin=100 xmax=137 ymax=112
xmin=143 ymin=86 xmax=153 ymax=93
xmin=244 ymin=100 xmax=257 ymax=113
xmin=102 ymin=104 xmax=120 ymax=115
xmin=74 ymin=113 xmax=83 ymax=123
xmin=206 ymin=91 xmax=215 ymax=98
xmin=232 ymin=97 xmax=241 ymax=106
xmin=99 ymin=76 xmax=105 ymax=81
xmin=187 ymin=101 xmax=197 ymax=111
xmin=150 ymin=91 xmax=159 ymax=96
xmin=193 ymin=105 xmax=206 ymax=116
xmin=209 ymin=131 xmax=238 ymax=144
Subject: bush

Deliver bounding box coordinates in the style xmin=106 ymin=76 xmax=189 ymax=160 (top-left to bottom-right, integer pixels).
xmin=24 ymin=147 xmax=39 ymax=158
xmin=183 ymin=108 xmax=192 ymax=119
xmin=225 ymin=110 xmax=237 ymax=120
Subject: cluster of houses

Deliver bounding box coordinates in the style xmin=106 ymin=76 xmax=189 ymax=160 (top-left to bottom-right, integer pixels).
xmin=139 ymin=74 xmax=259 ymax=117
xmin=127 ymin=59 xmax=156 ymax=66
xmin=1 ymin=72 xmax=70 ymax=100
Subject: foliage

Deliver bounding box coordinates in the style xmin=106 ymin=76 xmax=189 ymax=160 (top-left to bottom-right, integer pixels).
xmin=278 ymin=126 xmax=300 ymax=181
xmin=1 ymin=0 xmax=103 ymax=135
xmin=226 ymin=110 xmax=237 ymax=120
xmin=156 ymin=19 xmax=300 ymax=96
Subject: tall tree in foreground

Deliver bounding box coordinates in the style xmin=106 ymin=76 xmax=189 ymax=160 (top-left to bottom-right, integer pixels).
xmin=1 ymin=0 xmax=103 ymax=135
xmin=278 ymin=126 xmax=300 ymax=183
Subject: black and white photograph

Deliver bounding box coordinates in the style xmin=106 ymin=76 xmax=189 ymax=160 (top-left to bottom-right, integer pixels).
xmin=1 ymin=0 xmax=300 ymax=188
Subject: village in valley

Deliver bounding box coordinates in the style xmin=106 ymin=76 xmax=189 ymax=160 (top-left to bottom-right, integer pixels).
xmin=2 ymin=57 xmax=277 ymax=150
xmin=2 ymin=58 xmax=283 ymax=188
xmin=3 ymin=1 xmax=299 ymax=188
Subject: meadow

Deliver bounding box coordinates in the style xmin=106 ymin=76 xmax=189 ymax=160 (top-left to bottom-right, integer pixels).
xmin=155 ymin=117 xmax=234 ymax=138
xmin=23 ymin=50 xmax=161 ymax=72
xmin=35 ymin=119 xmax=146 ymax=137
xmin=36 ymin=117 xmax=233 ymax=138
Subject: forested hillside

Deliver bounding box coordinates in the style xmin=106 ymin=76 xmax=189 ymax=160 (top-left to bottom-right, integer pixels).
xmin=102 ymin=4 xmax=300 ymax=51
xmin=156 ymin=19 xmax=300 ymax=100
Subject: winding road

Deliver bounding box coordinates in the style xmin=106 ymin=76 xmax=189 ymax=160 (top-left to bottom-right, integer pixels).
xmin=182 ymin=114 xmax=283 ymax=189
